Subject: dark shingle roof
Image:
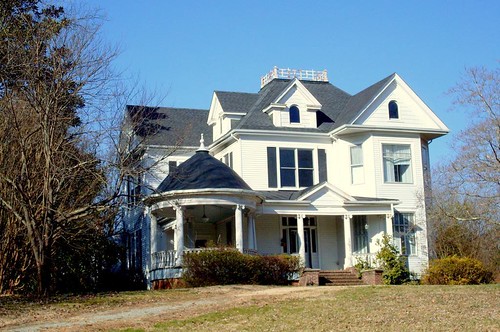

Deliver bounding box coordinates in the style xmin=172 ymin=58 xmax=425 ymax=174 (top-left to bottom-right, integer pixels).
xmin=235 ymin=79 xmax=352 ymax=132
xmin=215 ymin=91 xmax=259 ymax=114
xmin=127 ymin=73 xmax=397 ymax=146
xmin=157 ymin=150 xmax=252 ymax=192
xmin=126 ymin=105 xmax=212 ymax=146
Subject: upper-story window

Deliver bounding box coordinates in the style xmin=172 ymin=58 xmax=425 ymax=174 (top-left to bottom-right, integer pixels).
xmin=383 ymin=144 xmax=413 ymax=183
xmin=388 ymin=100 xmax=399 ymax=119
xmin=267 ymin=147 xmax=326 ymax=189
xmin=289 ymin=105 xmax=300 ymax=123
xmin=350 ymin=145 xmax=364 ymax=184
xmin=279 ymin=148 xmax=313 ymax=187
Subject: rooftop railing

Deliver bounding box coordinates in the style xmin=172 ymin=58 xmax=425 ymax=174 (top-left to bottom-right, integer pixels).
xmin=261 ymin=67 xmax=328 ymax=88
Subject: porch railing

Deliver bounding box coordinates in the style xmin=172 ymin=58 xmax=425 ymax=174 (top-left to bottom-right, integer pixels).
xmin=151 ymin=248 xmax=259 ymax=270
xmin=151 ymin=250 xmax=176 ymax=270
xmin=352 ymin=253 xmax=379 ymax=269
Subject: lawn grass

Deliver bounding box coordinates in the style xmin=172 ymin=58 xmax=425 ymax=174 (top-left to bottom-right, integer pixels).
xmin=148 ymin=285 xmax=499 ymax=332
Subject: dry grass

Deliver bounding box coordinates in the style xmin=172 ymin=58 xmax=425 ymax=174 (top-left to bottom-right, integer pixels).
xmin=1 ymin=285 xmax=498 ymax=331
xmin=151 ymin=285 xmax=500 ymax=332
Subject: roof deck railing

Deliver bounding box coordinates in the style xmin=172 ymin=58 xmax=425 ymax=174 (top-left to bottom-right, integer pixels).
xmin=260 ymin=66 xmax=328 ymax=88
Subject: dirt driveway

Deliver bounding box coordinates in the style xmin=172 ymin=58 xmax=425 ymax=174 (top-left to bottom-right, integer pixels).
xmin=1 ymin=285 xmax=341 ymax=331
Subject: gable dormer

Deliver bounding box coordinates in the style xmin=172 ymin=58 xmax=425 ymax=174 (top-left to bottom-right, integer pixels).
xmin=208 ymin=91 xmax=255 ymax=140
xmin=262 ymin=78 xmax=322 ymax=129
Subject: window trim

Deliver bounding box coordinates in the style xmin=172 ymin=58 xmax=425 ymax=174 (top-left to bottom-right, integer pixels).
xmin=350 ymin=145 xmax=364 ymax=185
xmin=382 ymin=144 xmax=413 ymax=184
xmin=278 ymin=148 xmax=314 ymax=188
xmin=388 ymin=100 xmax=399 ymax=119
xmin=289 ymin=105 xmax=300 ymax=123
xmin=393 ymin=211 xmax=416 ymax=256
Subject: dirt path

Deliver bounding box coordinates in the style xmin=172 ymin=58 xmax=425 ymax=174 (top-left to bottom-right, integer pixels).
xmin=2 ymin=286 xmax=341 ymax=331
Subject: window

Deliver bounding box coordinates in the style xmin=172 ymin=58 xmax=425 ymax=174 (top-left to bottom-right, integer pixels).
xmin=223 ymin=152 xmax=233 ymax=169
xmin=353 ymin=216 xmax=369 ymax=253
xmin=127 ymin=229 xmax=142 ymax=270
xmin=350 ymin=145 xmax=364 ymax=184
xmin=389 ymin=100 xmax=399 ymax=119
xmin=393 ymin=212 xmax=416 ymax=255
xmin=289 ymin=105 xmax=300 ymax=123
xmin=383 ymin=144 xmax=412 ymax=183
xmin=279 ymin=148 xmax=313 ymax=187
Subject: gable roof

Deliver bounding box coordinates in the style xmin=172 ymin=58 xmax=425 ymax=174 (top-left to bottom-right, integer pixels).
xmin=332 ymin=73 xmax=395 ymax=130
xmin=157 ymin=150 xmax=252 ymax=192
xmin=126 ymin=105 xmax=212 ymax=147
xmin=215 ymin=91 xmax=259 ymax=114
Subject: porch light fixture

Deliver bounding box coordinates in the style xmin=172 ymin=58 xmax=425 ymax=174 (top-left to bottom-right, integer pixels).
xmin=201 ymin=205 xmax=210 ymax=223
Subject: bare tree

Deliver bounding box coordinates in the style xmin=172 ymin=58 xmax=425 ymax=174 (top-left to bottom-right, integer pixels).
xmin=0 ymin=0 xmax=126 ymax=295
xmin=428 ymin=65 xmax=499 ymax=273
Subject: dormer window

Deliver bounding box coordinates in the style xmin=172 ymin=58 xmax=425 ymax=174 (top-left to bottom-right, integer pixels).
xmin=289 ymin=105 xmax=300 ymax=123
xmin=389 ymin=100 xmax=399 ymax=119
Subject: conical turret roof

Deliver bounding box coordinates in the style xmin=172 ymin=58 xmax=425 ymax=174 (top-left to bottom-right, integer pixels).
xmin=157 ymin=150 xmax=252 ymax=193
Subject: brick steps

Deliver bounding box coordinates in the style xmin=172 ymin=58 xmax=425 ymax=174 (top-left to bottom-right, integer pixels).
xmin=319 ymin=270 xmax=365 ymax=286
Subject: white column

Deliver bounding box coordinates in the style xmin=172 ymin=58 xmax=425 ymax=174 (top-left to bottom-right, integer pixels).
xmin=150 ymin=212 xmax=158 ymax=254
xmin=174 ymin=206 xmax=185 ymax=266
xmin=297 ymin=214 xmax=306 ymax=266
xmin=247 ymin=212 xmax=257 ymax=251
xmin=235 ymin=205 xmax=244 ymax=252
xmin=386 ymin=213 xmax=394 ymax=238
xmin=343 ymin=214 xmax=353 ymax=269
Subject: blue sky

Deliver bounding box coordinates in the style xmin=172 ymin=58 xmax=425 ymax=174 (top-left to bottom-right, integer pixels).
xmin=84 ymin=0 xmax=499 ymax=164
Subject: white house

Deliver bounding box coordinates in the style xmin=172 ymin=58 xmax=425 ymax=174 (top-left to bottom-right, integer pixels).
xmin=121 ymin=67 xmax=449 ymax=287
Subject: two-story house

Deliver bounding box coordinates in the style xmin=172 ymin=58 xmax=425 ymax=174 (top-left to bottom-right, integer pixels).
xmin=121 ymin=67 xmax=448 ymax=287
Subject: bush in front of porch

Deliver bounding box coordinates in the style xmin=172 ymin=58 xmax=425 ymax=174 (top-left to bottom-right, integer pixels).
xmin=182 ymin=248 xmax=300 ymax=287
xmin=376 ymin=235 xmax=411 ymax=285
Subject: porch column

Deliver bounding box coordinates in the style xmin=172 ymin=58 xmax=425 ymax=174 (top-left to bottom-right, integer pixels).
xmin=297 ymin=214 xmax=306 ymax=266
xmin=235 ymin=204 xmax=244 ymax=252
xmin=148 ymin=210 xmax=158 ymax=274
xmin=343 ymin=214 xmax=353 ymax=269
xmin=247 ymin=212 xmax=257 ymax=251
xmin=174 ymin=205 xmax=185 ymax=266
xmin=150 ymin=211 xmax=158 ymax=254
xmin=385 ymin=213 xmax=394 ymax=238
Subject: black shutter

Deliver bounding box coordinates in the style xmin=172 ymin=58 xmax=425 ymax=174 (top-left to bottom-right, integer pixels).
xmin=318 ymin=149 xmax=327 ymax=182
xmin=267 ymin=147 xmax=277 ymax=188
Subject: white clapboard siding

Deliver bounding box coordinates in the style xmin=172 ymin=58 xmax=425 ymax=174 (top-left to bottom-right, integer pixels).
xmin=255 ymin=215 xmax=281 ymax=255
xmin=355 ymin=80 xmax=445 ymax=131
xmin=239 ymin=135 xmax=331 ymax=191
xmin=317 ymin=216 xmax=340 ymax=270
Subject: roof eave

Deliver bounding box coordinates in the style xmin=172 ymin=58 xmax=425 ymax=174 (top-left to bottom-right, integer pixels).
xmin=329 ymin=124 xmax=449 ymax=139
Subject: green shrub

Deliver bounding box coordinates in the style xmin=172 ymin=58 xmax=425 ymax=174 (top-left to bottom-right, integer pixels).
xmin=182 ymin=248 xmax=300 ymax=287
xmin=252 ymin=255 xmax=301 ymax=285
xmin=376 ymin=235 xmax=410 ymax=285
xmin=422 ymin=256 xmax=493 ymax=285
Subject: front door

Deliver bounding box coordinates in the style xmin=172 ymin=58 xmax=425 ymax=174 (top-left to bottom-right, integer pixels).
xmin=281 ymin=216 xmax=318 ymax=268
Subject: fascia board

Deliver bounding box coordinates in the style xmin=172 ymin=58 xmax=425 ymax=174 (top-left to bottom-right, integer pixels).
xmin=329 ymin=124 xmax=449 ymax=137
xmin=207 ymin=92 xmax=220 ymax=125
xmin=394 ymin=74 xmax=450 ymax=131
xmin=350 ymin=76 xmax=396 ymax=125
xmin=273 ymin=78 xmax=322 ymax=106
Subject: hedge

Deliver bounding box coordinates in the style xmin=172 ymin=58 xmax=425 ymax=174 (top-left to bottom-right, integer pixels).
xmin=182 ymin=248 xmax=301 ymax=287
